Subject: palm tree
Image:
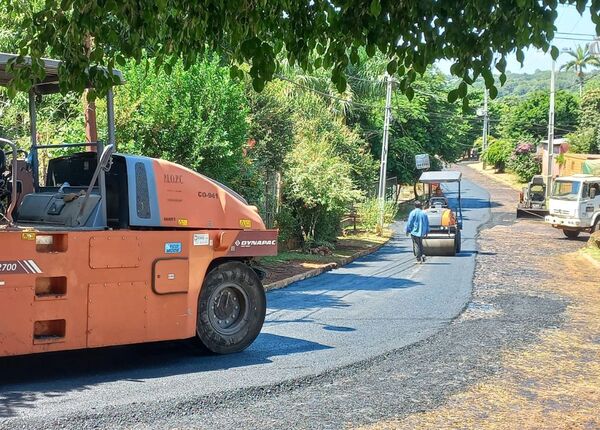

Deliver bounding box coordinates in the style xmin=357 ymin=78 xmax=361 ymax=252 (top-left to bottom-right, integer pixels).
xmin=561 ymin=44 xmax=600 ymax=96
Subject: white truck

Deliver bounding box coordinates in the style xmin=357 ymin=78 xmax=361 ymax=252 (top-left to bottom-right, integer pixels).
xmin=545 ymin=174 xmax=600 ymax=239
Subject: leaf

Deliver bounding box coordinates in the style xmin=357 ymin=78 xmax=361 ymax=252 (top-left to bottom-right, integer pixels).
xmin=366 ymin=44 xmax=376 ymax=57
xmin=252 ymin=78 xmax=265 ymax=92
xmin=447 ymin=88 xmax=459 ymax=103
xmin=550 ymin=45 xmax=559 ymax=61
xmin=335 ymin=75 xmax=347 ymax=93
xmin=499 ymin=72 xmax=507 ymax=86
xmin=370 ymin=0 xmax=382 ymax=17
xmin=405 ymin=86 xmax=414 ymax=101
xmin=495 ymin=56 xmax=507 ymax=73
xmin=489 ymin=85 xmax=498 ymax=99
xmin=458 ymin=81 xmax=467 ymax=98
xmin=516 ymin=49 xmax=525 ymax=65
xmin=386 ymin=59 xmax=398 ymax=75
xmin=482 ymin=69 xmax=494 ymax=88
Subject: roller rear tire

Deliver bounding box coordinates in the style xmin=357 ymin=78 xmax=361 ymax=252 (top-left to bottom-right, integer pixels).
xmin=195 ymin=261 xmax=266 ymax=354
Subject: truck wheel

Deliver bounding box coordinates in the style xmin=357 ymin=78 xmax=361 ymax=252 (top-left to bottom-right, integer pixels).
xmin=563 ymin=229 xmax=580 ymax=239
xmin=195 ymin=261 xmax=266 ymax=354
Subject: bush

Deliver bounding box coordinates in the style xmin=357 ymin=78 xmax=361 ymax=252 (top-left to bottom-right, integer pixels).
xmin=482 ymin=137 xmax=514 ymax=172
xmin=567 ymin=128 xmax=596 ymax=154
xmin=274 ymin=205 xmax=302 ymax=246
xmin=284 ymin=136 xmax=361 ymax=244
xmin=356 ymin=198 xmax=398 ymax=232
xmin=508 ymin=140 xmax=541 ymax=182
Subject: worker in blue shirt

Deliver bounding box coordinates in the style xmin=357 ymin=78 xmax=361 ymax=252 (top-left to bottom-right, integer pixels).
xmin=405 ymin=200 xmax=430 ymax=263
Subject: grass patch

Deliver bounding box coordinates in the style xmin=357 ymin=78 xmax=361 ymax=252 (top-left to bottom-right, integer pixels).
xmin=582 ymin=246 xmax=600 ymax=263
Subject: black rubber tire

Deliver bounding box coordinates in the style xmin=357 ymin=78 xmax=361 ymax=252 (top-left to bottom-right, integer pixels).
xmin=563 ymin=229 xmax=580 ymax=239
xmin=195 ymin=261 xmax=266 ymax=354
xmin=455 ymin=229 xmax=462 ymax=254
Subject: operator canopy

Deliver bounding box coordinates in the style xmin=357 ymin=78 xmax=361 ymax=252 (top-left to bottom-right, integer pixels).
xmin=0 ymin=52 xmax=124 ymax=94
xmin=419 ymin=171 xmax=462 ymax=184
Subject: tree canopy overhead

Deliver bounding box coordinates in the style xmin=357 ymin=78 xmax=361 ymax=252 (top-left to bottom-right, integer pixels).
xmin=2 ymin=0 xmax=600 ymax=99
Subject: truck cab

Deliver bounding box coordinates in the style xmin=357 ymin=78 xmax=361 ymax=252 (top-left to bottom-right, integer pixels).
xmin=545 ymin=174 xmax=600 ymax=239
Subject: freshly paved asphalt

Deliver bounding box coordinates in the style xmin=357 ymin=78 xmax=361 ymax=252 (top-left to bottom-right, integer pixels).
xmin=0 ymin=178 xmax=490 ymax=427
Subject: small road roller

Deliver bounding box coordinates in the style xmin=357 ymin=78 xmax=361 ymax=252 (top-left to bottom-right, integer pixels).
xmin=418 ymin=171 xmax=463 ymax=257
xmin=0 ymin=53 xmax=277 ymax=357
xmin=516 ymin=175 xmax=549 ymax=219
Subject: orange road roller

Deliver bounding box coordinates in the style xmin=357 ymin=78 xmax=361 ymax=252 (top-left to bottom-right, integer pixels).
xmin=0 ymin=53 xmax=277 ymax=357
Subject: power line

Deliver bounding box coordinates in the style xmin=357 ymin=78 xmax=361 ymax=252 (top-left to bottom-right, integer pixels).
xmin=556 ymin=31 xmax=598 ymax=37
xmin=554 ymin=36 xmax=598 ymax=41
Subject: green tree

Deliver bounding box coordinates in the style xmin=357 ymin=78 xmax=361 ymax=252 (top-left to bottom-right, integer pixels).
xmin=354 ymin=71 xmax=476 ymax=189
xmin=246 ymin=81 xmax=294 ymax=173
xmin=567 ymin=88 xmax=600 ymax=153
xmin=499 ymin=90 xmax=579 ymax=140
xmin=115 ymin=55 xmax=253 ymax=196
xmin=4 ymin=1 xmax=597 ymax=100
xmin=561 ymin=44 xmax=600 ymax=96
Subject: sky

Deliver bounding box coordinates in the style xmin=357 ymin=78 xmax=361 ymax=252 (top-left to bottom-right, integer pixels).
xmin=436 ymin=4 xmax=600 ymax=75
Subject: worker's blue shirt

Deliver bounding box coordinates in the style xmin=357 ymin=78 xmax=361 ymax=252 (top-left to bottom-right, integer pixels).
xmin=405 ymin=208 xmax=430 ymax=238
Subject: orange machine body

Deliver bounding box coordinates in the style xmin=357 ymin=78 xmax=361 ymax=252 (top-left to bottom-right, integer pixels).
xmin=0 ymin=154 xmax=277 ymax=357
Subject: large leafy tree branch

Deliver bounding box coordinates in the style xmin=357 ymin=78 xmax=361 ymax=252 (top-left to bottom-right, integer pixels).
xmin=3 ymin=0 xmax=600 ymax=100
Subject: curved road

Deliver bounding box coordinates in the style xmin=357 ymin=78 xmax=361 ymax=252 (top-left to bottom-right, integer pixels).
xmin=0 ymin=178 xmax=490 ymax=427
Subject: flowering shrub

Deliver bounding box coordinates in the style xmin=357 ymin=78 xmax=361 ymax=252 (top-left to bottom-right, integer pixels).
xmin=508 ymin=140 xmax=541 ymax=182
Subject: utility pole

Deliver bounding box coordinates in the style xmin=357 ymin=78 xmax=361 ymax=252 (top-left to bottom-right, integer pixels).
xmin=482 ymin=89 xmax=489 ymax=168
xmin=546 ymin=59 xmax=556 ymax=199
xmin=377 ymin=75 xmax=393 ymax=234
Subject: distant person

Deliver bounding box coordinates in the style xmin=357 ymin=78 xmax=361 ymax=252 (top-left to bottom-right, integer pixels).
xmin=405 ymin=200 xmax=430 ymax=263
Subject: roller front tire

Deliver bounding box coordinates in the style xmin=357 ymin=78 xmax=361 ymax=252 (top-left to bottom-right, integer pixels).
xmin=195 ymin=261 xmax=266 ymax=354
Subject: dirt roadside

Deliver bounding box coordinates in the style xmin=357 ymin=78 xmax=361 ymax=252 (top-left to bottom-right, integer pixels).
xmin=360 ymin=165 xmax=600 ymax=429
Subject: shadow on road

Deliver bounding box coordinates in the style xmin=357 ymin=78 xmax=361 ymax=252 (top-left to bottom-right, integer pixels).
xmin=0 ymin=332 xmax=330 ymax=418
xmin=266 ymin=268 xmax=423 ymax=312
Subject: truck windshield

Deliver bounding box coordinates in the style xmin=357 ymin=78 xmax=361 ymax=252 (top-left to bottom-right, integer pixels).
xmin=552 ymin=180 xmax=581 ymax=201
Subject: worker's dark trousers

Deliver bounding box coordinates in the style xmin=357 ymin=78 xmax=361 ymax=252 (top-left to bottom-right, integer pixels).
xmin=411 ymin=235 xmax=424 ymax=261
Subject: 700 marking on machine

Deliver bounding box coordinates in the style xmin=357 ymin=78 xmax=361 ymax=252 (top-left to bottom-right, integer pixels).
xmin=0 ymin=263 xmax=17 ymax=272
xmin=0 ymin=260 xmax=42 ymax=274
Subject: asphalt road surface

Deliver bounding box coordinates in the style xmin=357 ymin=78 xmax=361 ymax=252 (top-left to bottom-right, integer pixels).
xmin=0 ymin=178 xmax=490 ymax=429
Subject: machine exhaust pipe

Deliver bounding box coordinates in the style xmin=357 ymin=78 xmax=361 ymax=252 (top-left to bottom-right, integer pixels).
xmin=0 ymin=138 xmax=18 ymax=225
